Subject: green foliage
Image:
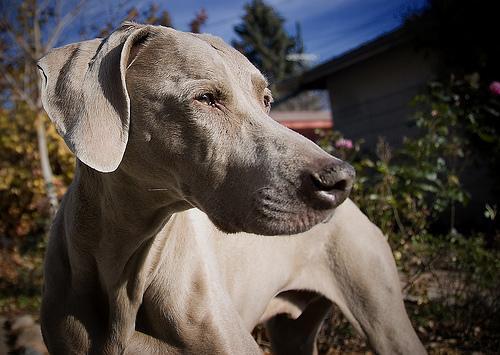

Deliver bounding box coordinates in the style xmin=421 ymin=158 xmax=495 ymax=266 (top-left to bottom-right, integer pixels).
xmin=0 ymin=105 xmax=74 ymax=245
xmin=321 ymin=74 xmax=500 ymax=240
xmin=426 ymin=74 xmax=500 ymax=190
xmin=232 ymin=0 xmax=304 ymax=84
xmin=404 ymin=0 xmax=500 ymax=198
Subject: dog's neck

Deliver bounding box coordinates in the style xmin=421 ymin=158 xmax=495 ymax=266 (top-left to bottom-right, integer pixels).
xmin=64 ymin=161 xmax=191 ymax=279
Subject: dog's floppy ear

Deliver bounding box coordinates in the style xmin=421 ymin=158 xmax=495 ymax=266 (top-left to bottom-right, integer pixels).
xmin=37 ymin=23 xmax=152 ymax=172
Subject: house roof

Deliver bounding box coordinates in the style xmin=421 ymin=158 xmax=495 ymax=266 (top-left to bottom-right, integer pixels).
xmin=278 ymin=27 xmax=412 ymax=93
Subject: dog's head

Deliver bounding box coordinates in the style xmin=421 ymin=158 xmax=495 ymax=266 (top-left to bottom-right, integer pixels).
xmin=38 ymin=23 xmax=355 ymax=236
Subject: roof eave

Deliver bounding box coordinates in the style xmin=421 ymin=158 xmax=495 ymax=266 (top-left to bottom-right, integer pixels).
xmin=277 ymin=27 xmax=413 ymax=93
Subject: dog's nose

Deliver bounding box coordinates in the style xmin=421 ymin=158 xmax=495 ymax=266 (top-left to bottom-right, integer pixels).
xmin=303 ymin=160 xmax=355 ymax=209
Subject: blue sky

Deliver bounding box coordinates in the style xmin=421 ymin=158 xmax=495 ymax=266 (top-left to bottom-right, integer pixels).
xmin=74 ymin=0 xmax=426 ymax=65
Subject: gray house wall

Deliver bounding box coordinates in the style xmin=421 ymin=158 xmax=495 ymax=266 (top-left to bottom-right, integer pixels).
xmin=326 ymin=42 xmax=438 ymax=148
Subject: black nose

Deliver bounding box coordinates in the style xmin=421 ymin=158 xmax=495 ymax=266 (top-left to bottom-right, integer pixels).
xmin=303 ymin=160 xmax=355 ymax=209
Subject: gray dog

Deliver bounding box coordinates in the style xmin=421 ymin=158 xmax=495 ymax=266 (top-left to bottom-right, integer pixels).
xmin=37 ymin=23 xmax=426 ymax=354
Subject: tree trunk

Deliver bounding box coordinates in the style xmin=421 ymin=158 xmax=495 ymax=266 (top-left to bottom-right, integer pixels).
xmin=35 ymin=112 xmax=58 ymax=219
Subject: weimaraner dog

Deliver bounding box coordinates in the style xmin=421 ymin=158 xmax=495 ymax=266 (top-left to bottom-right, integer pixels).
xmin=37 ymin=22 xmax=426 ymax=354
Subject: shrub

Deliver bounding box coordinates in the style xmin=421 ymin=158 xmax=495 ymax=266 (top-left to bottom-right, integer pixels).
xmin=0 ymin=104 xmax=74 ymax=306
xmin=316 ymin=75 xmax=500 ymax=351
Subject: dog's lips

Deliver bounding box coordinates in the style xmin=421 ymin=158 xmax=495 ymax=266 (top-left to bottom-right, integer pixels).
xmin=316 ymin=190 xmax=336 ymax=204
xmin=206 ymin=205 xmax=327 ymax=236
xmin=240 ymin=204 xmax=332 ymax=236
xmin=308 ymin=185 xmax=352 ymax=211
xmin=266 ymin=212 xmax=330 ymax=235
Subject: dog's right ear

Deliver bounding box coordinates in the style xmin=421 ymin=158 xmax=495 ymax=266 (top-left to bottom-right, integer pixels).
xmin=37 ymin=23 xmax=153 ymax=172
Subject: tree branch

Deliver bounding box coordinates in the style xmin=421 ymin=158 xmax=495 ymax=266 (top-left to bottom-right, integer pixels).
xmin=34 ymin=0 xmax=42 ymax=58
xmin=0 ymin=70 xmax=38 ymax=110
xmin=44 ymin=0 xmax=86 ymax=52
xmin=0 ymin=20 xmax=37 ymax=61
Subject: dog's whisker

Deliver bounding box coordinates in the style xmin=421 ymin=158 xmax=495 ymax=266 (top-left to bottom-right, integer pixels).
xmin=147 ymin=188 xmax=170 ymax=191
xmin=251 ymin=185 xmax=272 ymax=196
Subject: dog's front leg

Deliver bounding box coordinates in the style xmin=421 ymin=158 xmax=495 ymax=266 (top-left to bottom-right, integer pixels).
xmin=135 ymin=284 xmax=263 ymax=355
xmin=101 ymin=288 xmax=143 ymax=354
xmin=136 ymin=264 xmax=264 ymax=355
xmin=95 ymin=233 xmax=170 ymax=355
xmin=125 ymin=331 xmax=182 ymax=354
xmin=103 ymin=228 xmax=263 ymax=355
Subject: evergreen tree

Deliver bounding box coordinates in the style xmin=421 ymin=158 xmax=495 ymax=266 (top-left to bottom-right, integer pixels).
xmin=232 ymin=0 xmax=303 ymax=85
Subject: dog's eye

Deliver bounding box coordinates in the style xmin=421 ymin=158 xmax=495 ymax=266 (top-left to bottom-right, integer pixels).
xmin=197 ymin=93 xmax=217 ymax=107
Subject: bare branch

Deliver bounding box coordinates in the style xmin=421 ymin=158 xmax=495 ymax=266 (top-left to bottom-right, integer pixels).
xmin=35 ymin=0 xmax=51 ymax=18
xmin=54 ymin=0 xmax=63 ymax=24
xmin=0 ymin=70 xmax=38 ymax=110
xmin=0 ymin=19 xmax=37 ymax=61
xmin=45 ymin=0 xmax=86 ymax=52
xmin=34 ymin=0 xmax=42 ymax=58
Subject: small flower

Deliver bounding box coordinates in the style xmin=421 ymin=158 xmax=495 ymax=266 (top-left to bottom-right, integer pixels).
xmin=431 ymin=110 xmax=438 ymax=117
xmin=335 ymin=138 xmax=353 ymax=150
xmin=489 ymin=81 xmax=500 ymax=96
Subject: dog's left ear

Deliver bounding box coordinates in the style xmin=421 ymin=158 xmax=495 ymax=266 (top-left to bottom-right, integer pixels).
xmin=37 ymin=23 xmax=153 ymax=172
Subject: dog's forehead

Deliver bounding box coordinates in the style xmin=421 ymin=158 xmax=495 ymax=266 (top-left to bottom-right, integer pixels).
xmin=151 ymin=27 xmax=266 ymax=87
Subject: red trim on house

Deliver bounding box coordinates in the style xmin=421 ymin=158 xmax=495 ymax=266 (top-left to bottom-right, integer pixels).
xmin=270 ymin=111 xmax=333 ymax=140
xmin=279 ymin=119 xmax=332 ymax=130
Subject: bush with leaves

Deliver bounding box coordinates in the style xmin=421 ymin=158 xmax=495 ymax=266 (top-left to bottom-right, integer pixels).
xmin=316 ymin=76 xmax=500 ymax=351
xmin=0 ymin=105 xmax=74 ymax=312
